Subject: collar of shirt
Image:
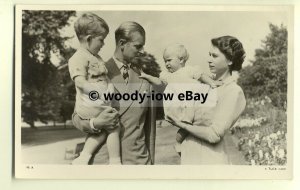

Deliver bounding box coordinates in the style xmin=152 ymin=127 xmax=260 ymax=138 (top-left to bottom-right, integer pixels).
xmin=219 ymin=75 xmax=236 ymax=86
xmin=113 ymin=56 xmax=130 ymax=70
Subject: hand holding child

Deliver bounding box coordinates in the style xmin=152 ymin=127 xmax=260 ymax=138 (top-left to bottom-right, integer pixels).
xmin=93 ymin=107 xmax=119 ymax=131
xmin=211 ymin=80 xmax=223 ymax=88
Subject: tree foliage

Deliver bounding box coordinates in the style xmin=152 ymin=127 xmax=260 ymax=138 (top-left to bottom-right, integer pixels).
xmin=21 ymin=11 xmax=76 ymax=127
xmin=131 ymin=51 xmax=162 ymax=77
xmin=238 ymin=24 xmax=287 ymax=108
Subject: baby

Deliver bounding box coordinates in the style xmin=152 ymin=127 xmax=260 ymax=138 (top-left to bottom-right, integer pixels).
xmin=68 ymin=13 xmax=121 ymax=165
xmin=140 ymin=44 xmax=221 ymax=147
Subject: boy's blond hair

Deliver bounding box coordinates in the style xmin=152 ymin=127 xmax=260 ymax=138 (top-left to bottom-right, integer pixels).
xmin=74 ymin=13 xmax=109 ymax=42
xmin=163 ymin=44 xmax=189 ymax=63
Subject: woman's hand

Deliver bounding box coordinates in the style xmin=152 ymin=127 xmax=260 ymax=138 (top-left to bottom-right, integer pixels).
xmin=167 ymin=114 xmax=222 ymax=144
xmin=211 ymin=80 xmax=223 ymax=88
xmin=165 ymin=115 xmax=184 ymax=129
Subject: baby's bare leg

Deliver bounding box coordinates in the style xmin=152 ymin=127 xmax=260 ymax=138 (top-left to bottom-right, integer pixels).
xmin=106 ymin=125 xmax=121 ymax=164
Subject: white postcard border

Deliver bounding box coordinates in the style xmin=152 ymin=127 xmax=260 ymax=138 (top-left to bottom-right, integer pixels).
xmin=14 ymin=4 xmax=294 ymax=179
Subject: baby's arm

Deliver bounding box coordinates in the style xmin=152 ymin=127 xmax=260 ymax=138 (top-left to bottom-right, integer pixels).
xmin=139 ymin=72 xmax=164 ymax=86
xmin=139 ymin=72 xmax=166 ymax=92
xmin=199 ymin=73 xmax=223 ymax=88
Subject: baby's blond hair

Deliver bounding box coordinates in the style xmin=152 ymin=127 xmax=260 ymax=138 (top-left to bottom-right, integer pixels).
xmin=163 ymin=44 xmax=189 ymax=63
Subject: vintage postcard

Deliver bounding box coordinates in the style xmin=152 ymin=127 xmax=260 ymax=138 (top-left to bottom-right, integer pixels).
xmin=14 ymin=4 xmax=293 ymax=179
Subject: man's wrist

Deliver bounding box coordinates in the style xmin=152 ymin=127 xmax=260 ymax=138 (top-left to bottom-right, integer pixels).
xmin=90 ymin=118 xmax=101 ymax=133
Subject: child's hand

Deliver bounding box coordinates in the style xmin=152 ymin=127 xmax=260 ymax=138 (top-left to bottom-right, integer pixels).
xmin=139 ymin=71 xmax=150 ymax=80
xmin=210 ymin=80 xmax=223 ymax=88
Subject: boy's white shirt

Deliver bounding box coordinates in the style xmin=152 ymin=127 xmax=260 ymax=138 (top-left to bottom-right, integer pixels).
xmin=68 ymin=47 xmax=112 ymax=119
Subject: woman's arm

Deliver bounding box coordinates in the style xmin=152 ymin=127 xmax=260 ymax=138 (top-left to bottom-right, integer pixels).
xmin=167 ymin=116 xmax=221 ymax=143
xmin=167 ymin=85 xmax=246 ymax=144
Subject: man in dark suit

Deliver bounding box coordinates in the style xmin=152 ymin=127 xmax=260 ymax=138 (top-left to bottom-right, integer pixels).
xmin=103 ymin=21 xmax=156 ymax=165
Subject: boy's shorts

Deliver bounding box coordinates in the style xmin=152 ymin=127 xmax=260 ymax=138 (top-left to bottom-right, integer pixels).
xmin=72 ymin=112 xmax=99 ymax=134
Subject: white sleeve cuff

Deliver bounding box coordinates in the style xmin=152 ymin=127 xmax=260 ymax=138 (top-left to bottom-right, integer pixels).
xmin=90 ymin=118 xmax=101 ymax=133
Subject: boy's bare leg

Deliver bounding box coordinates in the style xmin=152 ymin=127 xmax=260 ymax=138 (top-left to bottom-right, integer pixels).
xmin=84 ymin=132 xmax=107 ymax=155
xmin=72 ymin=132 xmax=107 ymax=165
xmin=106 ymin=126 xmax=122 ymax=165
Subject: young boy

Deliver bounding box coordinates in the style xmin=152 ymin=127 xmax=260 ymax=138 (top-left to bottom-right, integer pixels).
xmin=140 ymin=44 xmax=221 ymax=147
xmin=68 ymin=13 xmax=121 ymax=165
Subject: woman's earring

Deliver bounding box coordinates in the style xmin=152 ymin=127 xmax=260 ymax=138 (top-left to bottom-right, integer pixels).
xmin=228 ymin=61 xmax=232 ymax=66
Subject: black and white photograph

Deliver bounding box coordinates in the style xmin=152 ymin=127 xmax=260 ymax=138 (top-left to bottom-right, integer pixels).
xmin=14 ymin=5 xmax=293 ymax=179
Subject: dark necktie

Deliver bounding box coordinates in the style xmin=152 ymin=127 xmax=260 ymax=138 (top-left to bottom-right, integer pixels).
xmin=122 ymin=64 xmax=129 ymax=83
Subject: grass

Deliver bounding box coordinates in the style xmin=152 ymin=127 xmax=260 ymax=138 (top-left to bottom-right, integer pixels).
xmin=21 ymin=121 xmax=245 ymax=165
xmin=21 ymin=126 xmax=85 ymax=147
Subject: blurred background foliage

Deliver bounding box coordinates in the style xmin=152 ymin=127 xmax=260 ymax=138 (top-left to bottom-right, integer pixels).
xmin=22 ymin=10 xmax=76 ymax=127
xmin=235 ymin=24 xmax=287 ymax=165
xmin=238 ymin=24 xmax=287 ymax=108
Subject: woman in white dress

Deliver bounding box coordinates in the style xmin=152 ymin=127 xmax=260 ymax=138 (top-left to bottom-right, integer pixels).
xmin=167 ymin=36 xmax=247 ymax=164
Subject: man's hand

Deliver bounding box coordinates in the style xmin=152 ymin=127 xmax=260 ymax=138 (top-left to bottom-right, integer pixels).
xmin=93 ymin=107 xmax=119 ymax=131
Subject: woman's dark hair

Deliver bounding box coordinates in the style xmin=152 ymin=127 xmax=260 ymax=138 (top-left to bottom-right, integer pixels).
xmin=211 ymin=36 xmax=246 ymax=72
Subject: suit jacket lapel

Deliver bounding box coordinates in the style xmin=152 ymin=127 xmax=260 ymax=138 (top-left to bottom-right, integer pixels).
xmin=118 ymin=68 xmax=143 ymax=115
xmin=105 ymin=58 xmax=143 ymax=116
xmin=105 ymin=58 xmax=127 ymax=94
xmin=127 ymin=67 xmax=144 ymax=98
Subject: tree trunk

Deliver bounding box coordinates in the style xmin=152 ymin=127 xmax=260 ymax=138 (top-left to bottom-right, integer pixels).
xmin=29 ymin=121 xmax=36 ymax=129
